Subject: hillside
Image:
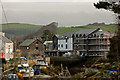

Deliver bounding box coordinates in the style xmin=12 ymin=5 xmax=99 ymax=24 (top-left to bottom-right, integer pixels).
xmin=2 ymin=23 xmax=42 ymax=36
xmin=2 ymin=23 xmax=117 ymax=36
xmin=26 ymin=22 xmax=58 ymax=39
xmin=57 ymin=24 xmax=117 ymax=34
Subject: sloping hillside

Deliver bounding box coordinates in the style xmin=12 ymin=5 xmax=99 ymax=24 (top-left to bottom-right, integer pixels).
xmin=25 ymin=22 xmax=58 ymax=39
xmin=2 ymin=23 xmax=42 ymax=36
xmin=2 ymin=23 xmax=117 ymax=37
xmin=57 ymin=24 xmax=117 ymax=34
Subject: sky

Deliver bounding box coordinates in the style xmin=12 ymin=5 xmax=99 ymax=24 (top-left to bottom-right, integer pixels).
xmin=1 ymin=1 xmax=116 ymax=27
xmin=2 ymin=0 xmax=99 ymax=2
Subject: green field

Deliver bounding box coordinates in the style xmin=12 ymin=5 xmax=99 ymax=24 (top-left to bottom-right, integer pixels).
xmin=2 ymin=23 xmax=42 ymax=35
xmin=57 ymin=24 xmax=117 ymax=34
xmin=2 ymin=23 xmax=117 ymax=36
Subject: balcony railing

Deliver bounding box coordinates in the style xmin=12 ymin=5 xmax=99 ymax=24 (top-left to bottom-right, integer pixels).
xmin=88 ymin=49 xmax=109 ymax=51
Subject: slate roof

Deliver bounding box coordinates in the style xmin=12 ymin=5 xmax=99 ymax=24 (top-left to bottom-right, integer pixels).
xmin=19 ymin=39 xmax=35 ymax=47
xmin=74 ymin=28 xmax=99 ymax=35
xmin=0 ymin=36 xmax=13 ymax=43
xmin=58 ymin=28 xmax=111 ymax=39
xmin=58 ymin=31 xmax=74 ymax=39
xmin=58 ymin=28 xmax=100 ymax=39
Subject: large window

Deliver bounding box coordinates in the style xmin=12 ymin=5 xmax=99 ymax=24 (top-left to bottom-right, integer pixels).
xmin=66 ymin=39 xmax=67 ymax=43
xmin=76 ymin=34 xmax=78 ymax=38
xmin=66 ymin=44 xmax=68 ymax=49
xmin=61 ymin=44 xmax=63 ymax=47
xmin=36 ymin=42 xmax=39 ymax=50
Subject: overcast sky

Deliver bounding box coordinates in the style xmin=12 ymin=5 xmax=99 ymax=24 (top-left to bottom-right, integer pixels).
xmin=1 ymin=1 xmax=116 ymax=27
xmin=2 ymin=0 xmax=99 ymax=2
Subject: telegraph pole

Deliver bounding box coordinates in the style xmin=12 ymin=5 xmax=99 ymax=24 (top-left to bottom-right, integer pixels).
xmin=14 ymin=38 xmax=17 ymax=73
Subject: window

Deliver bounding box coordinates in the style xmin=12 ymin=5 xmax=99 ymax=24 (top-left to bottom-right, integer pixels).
xmin=58 ymin=44 xmax=60 ymax=47
xmin=79 ymin=34 xmax=82 ymax=37
xmin=76 ymin=40 xmax=79 ymax=43
xmin=94 ymin=34 xmax=96 ymax=37
xmin=83 ymin=34 xmax=86 ymax=38
xmin=36 ymin=47 xmax=38 ymax=50
xmin=36 ymin=41 xmax=38 ymax=50
xmin=66 ymin=39 xmax=67 ymax=43
xmin=101 ymin=34 xmax=103 ymax=37
xmin=76 ymin=34 xmax=78 ymax=38
xmin=61 ymin=44 xmax=63 ymax=47
xmin=66 ymin=44 xmax=68 ymax=49
xmin=27 ymin=47 xmax=29 ymax=50
xmin=36 ymin=42 xmax=38 ymax=44
xmin=8 ymin=45 xmax=10 ymax=49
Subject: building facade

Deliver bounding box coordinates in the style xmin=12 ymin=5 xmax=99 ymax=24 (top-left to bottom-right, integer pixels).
xmin=44 ymin=41 xmax=53 ymax=51
xmin=0 ymin=35 xmax=14 ymax=60
xmin=58 ymin=37 xmax=73 ymax=51
xmin=19 ymin=39 xmax=44 ymax=58
xmin=72 ymin=28 xmax=114 ymax=56
xmin=55 ymin=28 xmax=114 ymax=57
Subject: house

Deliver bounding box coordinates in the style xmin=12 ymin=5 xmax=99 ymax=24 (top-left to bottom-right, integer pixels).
xmin=19 ymin=39 xmax=44 ymax=58
xmin=58 ymin=36 xmax=73 ymax=51
xmin=0 ymin=34 xmax=14 ymax=60
xmin=72 ymin=28 xmax=114 ymax=56
xmin=52 ymin=28 xmax=114 ymax=57
xmin=52 ymin=35 xmax=59 ymax=50
xmin=43 ymin=41 xmax=53 ymax=51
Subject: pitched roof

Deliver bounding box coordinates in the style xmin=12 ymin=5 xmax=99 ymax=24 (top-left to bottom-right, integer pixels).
xmin=74 ymin=28 xmax=99 ymax=35
xmin=58 ymin=28 xmax=100 ymax=39
xmin=1 ymin=36 xmax=13 ymax=43
xmin=19 ymin=39 xmax=35 ymax=47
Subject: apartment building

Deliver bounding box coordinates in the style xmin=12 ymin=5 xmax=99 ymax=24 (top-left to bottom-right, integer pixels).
xmin=56 ymin=28 xmax=114 ymax=57
xmin=72 ymin=28 xmax=114 ymax=56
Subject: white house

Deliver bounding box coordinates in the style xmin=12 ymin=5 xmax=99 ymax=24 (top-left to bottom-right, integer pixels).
xmin=58 ymin=36 xmax=73 ymax=51
xmin=0 ymin=34 xmax=14 ymax=60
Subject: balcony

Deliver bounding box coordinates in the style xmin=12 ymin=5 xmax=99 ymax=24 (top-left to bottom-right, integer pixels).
xmin=74 ymin=43 xmax=86 ymax=45
xmin=88 ymin=49 xmax=109 ymax=51
xmin=88 ymin=43 xmax=110 ymax=45
xmin=87 ymin=37 xmax=110 ymax=40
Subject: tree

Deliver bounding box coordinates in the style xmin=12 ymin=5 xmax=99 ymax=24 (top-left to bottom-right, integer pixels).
xmin=41 ymin=30 xmax=53 ymax=41
xmin=94 ymin=0 xmax=120 ymax=61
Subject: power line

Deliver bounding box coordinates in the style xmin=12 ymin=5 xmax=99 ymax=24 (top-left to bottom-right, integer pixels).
xmin=0 ymin=0 xmax=9 ymax=28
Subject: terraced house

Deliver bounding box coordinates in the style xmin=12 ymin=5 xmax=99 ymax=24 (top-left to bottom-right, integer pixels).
xmin=54 ymin=28 xmax=114 ymax=57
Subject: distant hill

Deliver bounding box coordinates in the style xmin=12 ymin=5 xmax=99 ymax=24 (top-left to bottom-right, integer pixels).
xmin=2 ymin=23 xmax=117 ymax=40
xmin=57 ymin=24 xmax=117 ymax=34
xmin=2 ymin=23 xmax=42 ymax=36
xmin=26 ymin=22 xmax=58 ymax=39
xmin=87 ymin=22 xmax=105 ymax=26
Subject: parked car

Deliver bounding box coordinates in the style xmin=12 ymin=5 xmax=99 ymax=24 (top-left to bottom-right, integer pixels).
xmin=5 ymin=74 xmax=18 ymax=80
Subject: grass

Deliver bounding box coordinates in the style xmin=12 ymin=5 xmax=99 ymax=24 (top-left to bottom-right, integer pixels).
xmin=2 ymin=23 xmax=117 ymax=35
xmin=57 ymin=24 xmax=117 ymax=34
xmin=2 ymin=23 xmax=42 ymax=35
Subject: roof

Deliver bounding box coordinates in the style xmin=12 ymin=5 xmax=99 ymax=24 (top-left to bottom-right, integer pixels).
xmin=74 ymin=28 xmax=99 ymax=35
xmin=58 ymin=28 xmax=100 ymax=39
xmin=0 ymin=36 xmax=13 ymax=43
xmin=43 ymin=41 xmax=53 ymax=45
xmin=58 ymin=28 xmax=112 ymax=39
xmin=19 ymin=39 xmax=35 ymax=47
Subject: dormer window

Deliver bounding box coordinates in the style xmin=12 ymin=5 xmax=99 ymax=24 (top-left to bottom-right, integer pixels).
xmin=94 ymin=34 xmax=96 ymax=37
xmin=72 ymin=34 xmax=74 ymax=38
xmin=83 ymin=34 xmax=86 ymax=38
xmin=76 ymin=34 xmax=78 ymax=38
xmin=79 ymin=34 xmax=82 ymax=37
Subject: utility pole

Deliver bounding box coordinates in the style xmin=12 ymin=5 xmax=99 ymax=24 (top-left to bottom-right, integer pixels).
xmin=14 ymin=38 xmax=17 ymax=73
